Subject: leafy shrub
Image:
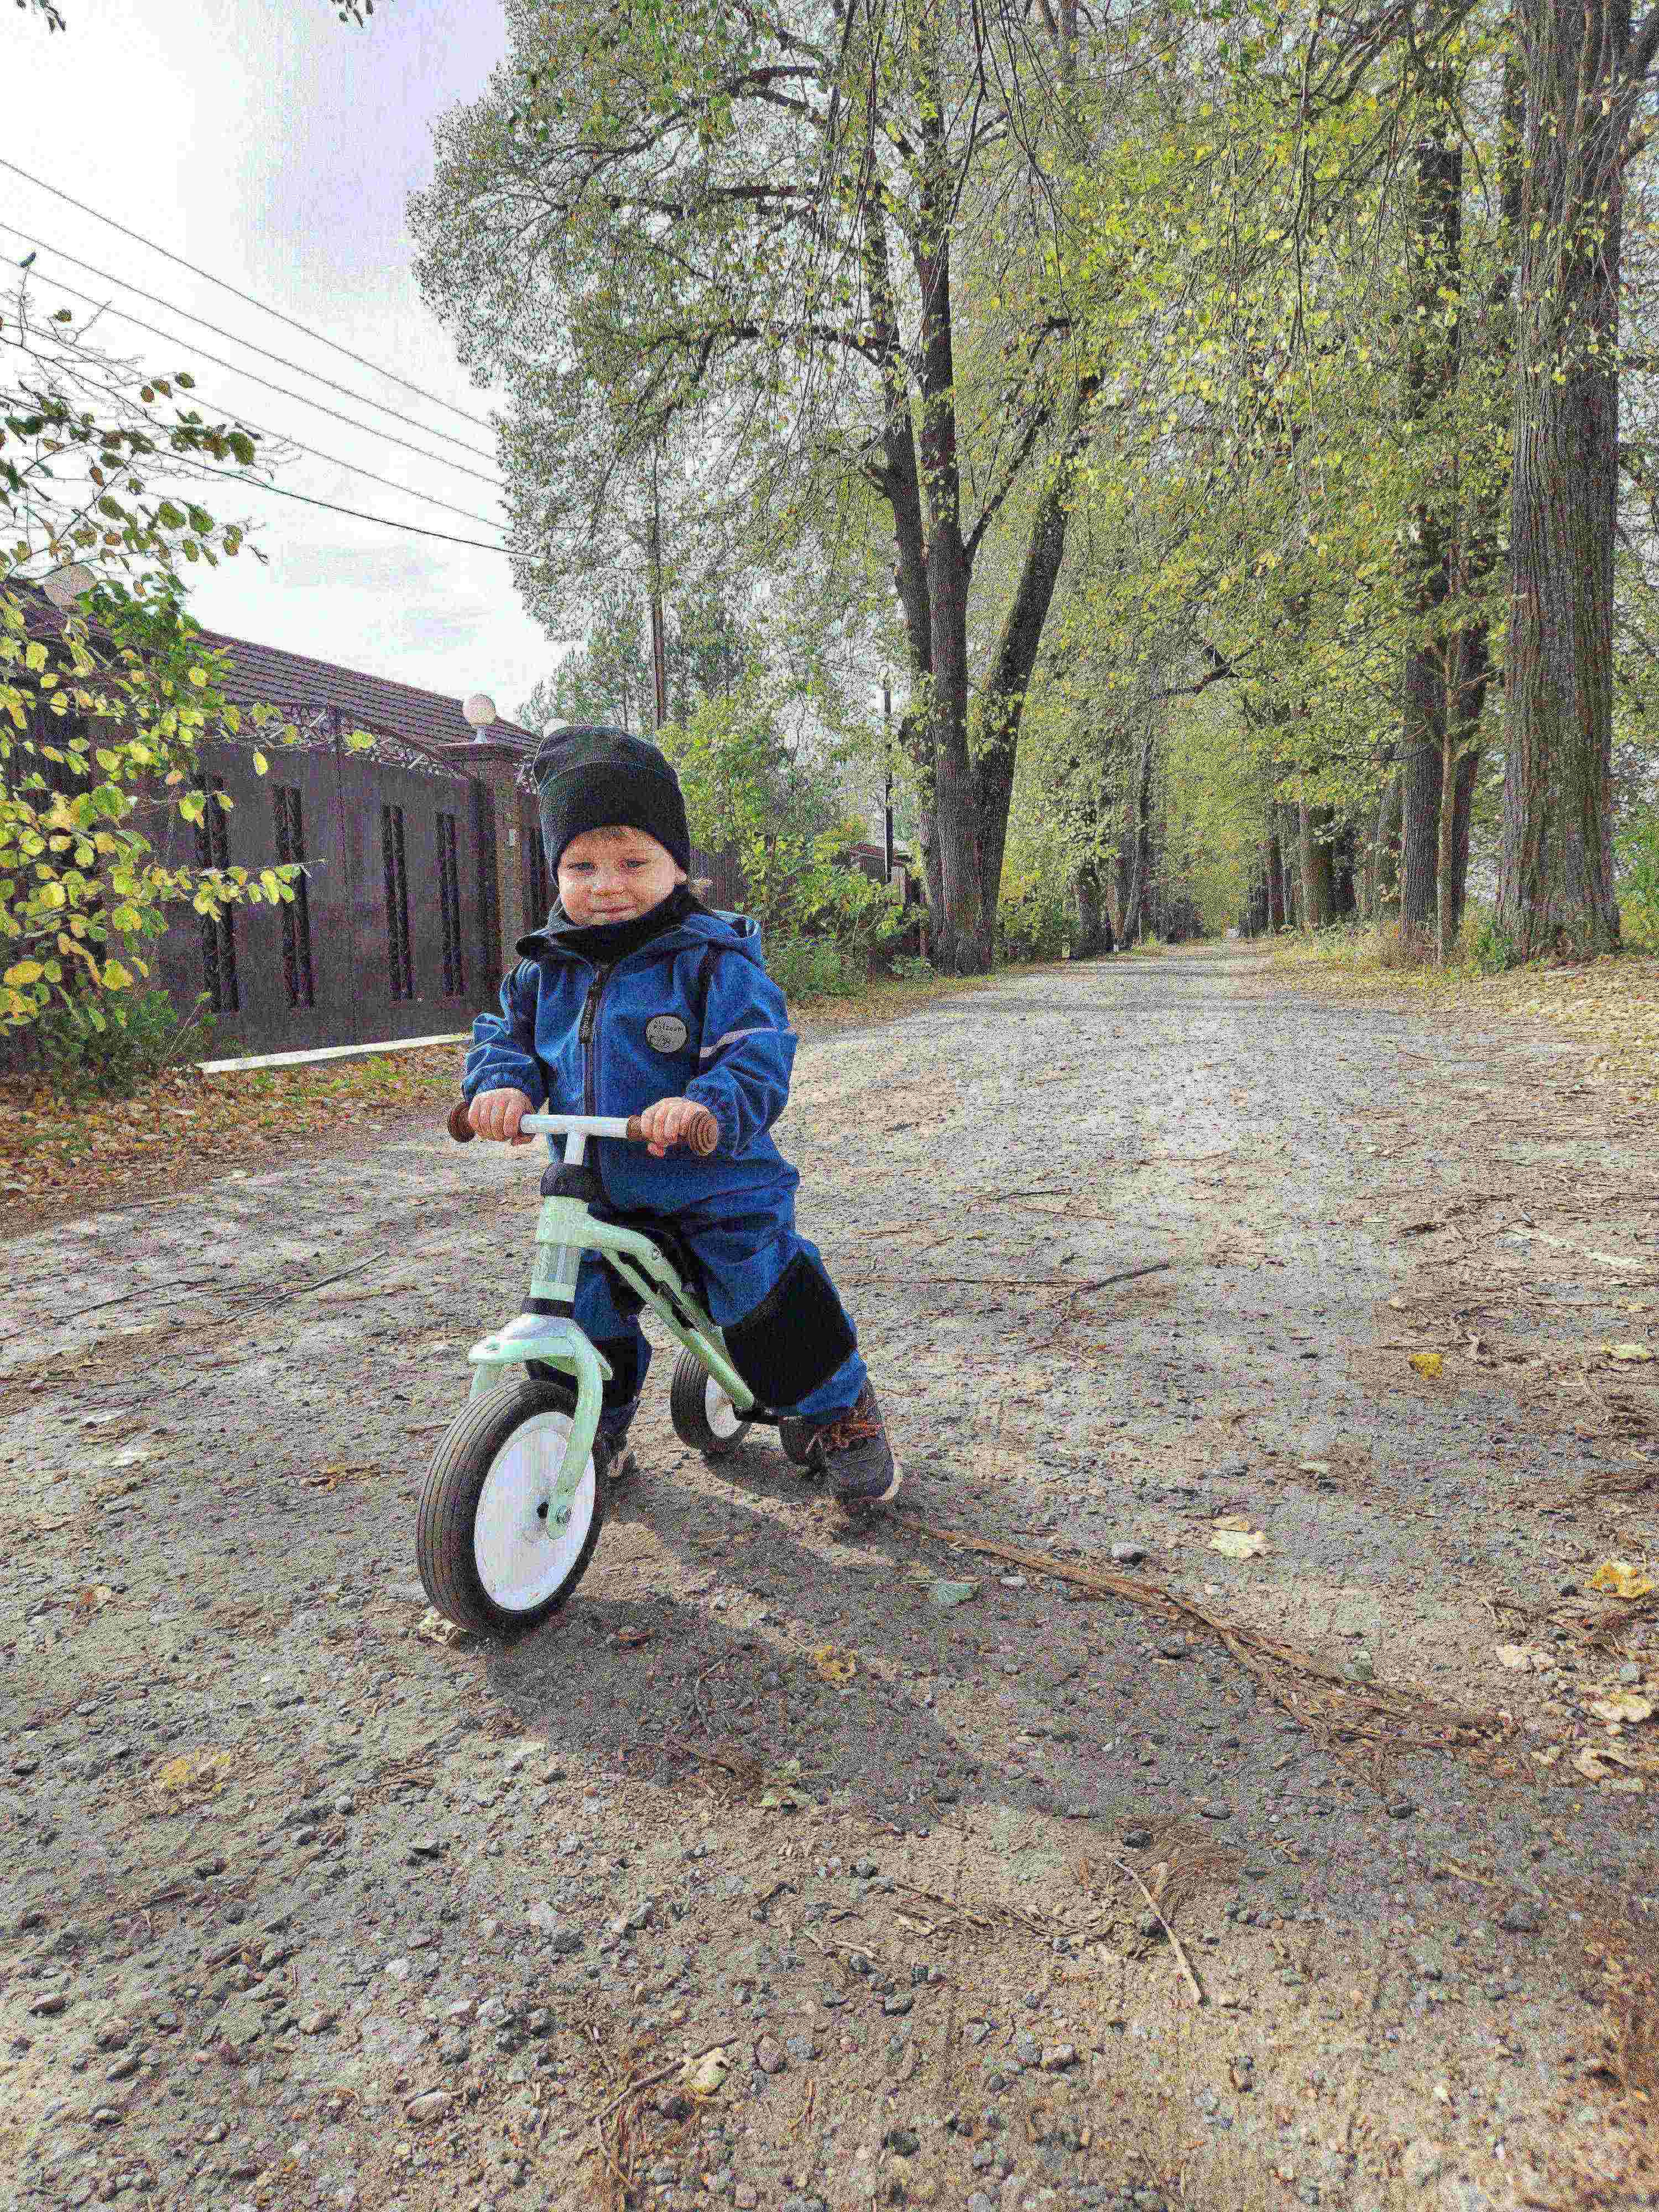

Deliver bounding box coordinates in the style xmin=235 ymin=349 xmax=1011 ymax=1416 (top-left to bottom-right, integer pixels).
xmin=1619 ymin=813 xmax=1659 ymax=949
xmin=996 ymin=878 xmax=1068 ymax=963
xmin=30 ymin=987 xmax=215 ymax=1100
xmin=888 ymin=953 xmax=935 ymax=983
xmin=766 ymin=937 xmax=867 ymax=1001
xmin=1467 ymin=912 xmax=1519 ymax=974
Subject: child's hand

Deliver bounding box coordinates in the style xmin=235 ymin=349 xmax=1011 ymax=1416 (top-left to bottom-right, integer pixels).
xmin=639 ymin=1096 xmax=713 ymax=1158
xmin=469 ymin=1087 xmax=535 ymax=1144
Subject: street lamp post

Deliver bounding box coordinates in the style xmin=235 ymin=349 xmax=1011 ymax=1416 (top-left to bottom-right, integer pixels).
xmin=881 ymin=677 xmax=894 ymax=886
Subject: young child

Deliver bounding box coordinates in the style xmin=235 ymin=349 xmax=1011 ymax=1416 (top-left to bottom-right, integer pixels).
xmin=462 ymin=724 xmax=899 ymax=1506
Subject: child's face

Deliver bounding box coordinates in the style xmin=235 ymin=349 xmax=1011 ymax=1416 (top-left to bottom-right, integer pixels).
xmin=557 ymin=825 xmax=685 ymax=925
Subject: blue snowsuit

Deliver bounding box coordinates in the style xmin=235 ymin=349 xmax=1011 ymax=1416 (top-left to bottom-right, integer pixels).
xmin=463 ymin=896 xmax=866 ymax=1422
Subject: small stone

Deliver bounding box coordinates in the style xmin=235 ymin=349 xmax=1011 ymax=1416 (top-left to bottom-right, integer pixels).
xmin=405 ymin=2089 xmax=452 ymax=2123
xmin=1014 ymin=2030 xmax=1041 ymax=2065
xmin=1110 ymin=1543 xmax=1146 ymax=1565
xmin=1122 ymin=1827 xmax=1151 ymax=1849
xmin=407 ymin=1835 xmax=445 ymax=1861
xmin=883 ymin=1994 xmax=914 ymax=2016
xmin=1197 ymin=1800 xmax=1231 ymax=1821
xmin=550 ymin=1929 xmax=584 ymax=1957
xmin=298 ymin=2011 xmax=335 ymax=2036
xmin=28 ymin=1992 xmax=67 ymax=2016
xmin=1501 ymin=1901 xmax=1543 ymax=1934
xmin=1387 ymin=1799 xmax=1417 ymax=1819
xmin=754 ymin=2033 xmax=787 ymax=2074
xmin=1401 ymin=2139 xmax=1442 ymax=2189
xmin=734 ymin=2189 xmax=759 ymax=2211
xmin=106 ymin=2053 xmax=141 ymax=2081
xmin=968 ymin=2197 xmax=997 ymax=2212
xmin=1041 ymin=2044 xmax=1079 ymax=2072
xmin=1157 ymin=1637 xmax=1188 ymax=1660
xmin=90 ymin=2106 xmax=123 ymax=2127
xmin=884 ymin=2125 xmax=921 ymax=2156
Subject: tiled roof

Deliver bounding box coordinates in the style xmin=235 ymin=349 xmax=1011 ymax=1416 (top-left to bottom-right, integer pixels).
xmin=4 ymin=582 xmax=539 ymax=756
xmin=195 ymin=628 xmax=539 ymax=754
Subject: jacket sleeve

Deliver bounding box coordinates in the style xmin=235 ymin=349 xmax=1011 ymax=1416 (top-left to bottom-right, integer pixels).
xmin=684 ymin=952 xmax=796 ymax=1156
xmin=462 ymin=961 xmax=547 ymax=1107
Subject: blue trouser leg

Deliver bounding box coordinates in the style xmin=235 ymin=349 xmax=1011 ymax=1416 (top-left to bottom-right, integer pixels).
xmin=679 ymin=1208 xmax=867 ymax=1420
xmin=572 ymin=1254 xmax=649 ymax=1426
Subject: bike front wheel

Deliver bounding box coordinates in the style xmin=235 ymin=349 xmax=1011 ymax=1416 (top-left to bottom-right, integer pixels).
xmin=416 ymin=1379 xmax=605 ymax=1639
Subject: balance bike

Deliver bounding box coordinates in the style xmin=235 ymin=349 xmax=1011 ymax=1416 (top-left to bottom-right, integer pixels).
xmin=416 ymin=1105 xmax=796 ymax=1640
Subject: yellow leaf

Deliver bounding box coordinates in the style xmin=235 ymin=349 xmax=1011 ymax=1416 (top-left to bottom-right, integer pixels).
xmin=101 ymin=959 xmax=134 ymax=990
xmin=1408 ymin=1352 xmax=1443 ymax=1378
xmin=810 ymin=1644 xmax=857 ymax=1687
xmin=1589 ymin=1559 xmax=1656 ymax=1600
xmin=681 ymin=2047 xmax=730 ymax=2098
xmin=1495 ymin=1644 xmax=1536 ymax=1671
xmin=1588 ymin=1689 xmax=1654 ymax=1725
xmin=1597 ymin=1342 xmax=1656 ymax=1364
xmin=1210 ymin=1527 xmax=1266 ymax=1559
xmin=3 ymin=959 xmax=44 ymax=987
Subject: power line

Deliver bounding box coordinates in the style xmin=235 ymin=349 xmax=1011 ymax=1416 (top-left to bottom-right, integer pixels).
xmin=3 ymin=333 xmax=520 ymax=552
xmin=0 ymin=220 xmax=499 ymax=467
xmin=0 ymin=154 xmax=497 ymax=437
xmin=188 ymin=465 xmax=523 ymax=552
xmin=4 ymin=253 xmax=508 ymax=493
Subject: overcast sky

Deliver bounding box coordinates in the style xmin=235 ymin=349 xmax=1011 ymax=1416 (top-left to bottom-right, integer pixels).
xmin=6 ymin=0 xmax=555 ymax=725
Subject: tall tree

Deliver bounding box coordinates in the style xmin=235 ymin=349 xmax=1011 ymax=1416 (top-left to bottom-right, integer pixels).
xmin=412 ymin=0 xmax=1103 ymax=971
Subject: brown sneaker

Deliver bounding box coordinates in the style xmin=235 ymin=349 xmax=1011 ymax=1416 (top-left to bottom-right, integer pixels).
xmin=802 ymin=1382 xmax=900 ymax=1506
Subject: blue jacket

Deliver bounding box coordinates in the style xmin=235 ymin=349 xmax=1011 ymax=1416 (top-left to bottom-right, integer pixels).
xmin=463 ymin=901 xmax=800 ymax=1218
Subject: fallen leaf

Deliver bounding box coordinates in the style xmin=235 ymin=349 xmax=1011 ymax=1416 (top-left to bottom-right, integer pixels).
xmin=1495 ymin=1644 xmax=1535 ymax=1671
xmin=416 ymin=1608 xmax=476 ymax=1653
xmin=1589 ymin=1560 xmax=1656 ymax=1601
xmin=1213 ymin=1512 xmax=1254 ymax=1531
xmin=808 ymin=1644 xmax=857 ymax=1687
xmin=71 ymin=1584 xmax=114 ymax=1620
xmin=1597 ymin=1343 xmax=1656 ymax=1364
xmin=1408 ymin=1352 xmax=1444 ymax=1379
xmin=1210 ymin=1528 xmax=1266 ymax=1559
xmin=614 ymin=1625 xmax=653 ymax=1649
xmin=1589 ymin=1689 xmax=1655 ymax=1725
xmin=152 ymin=1747 xmax=232 ymax=1803
xmin=681 ymin=2047 xmax=730 ymax=2098
xmin=928 ymin=1578 xmax=980 ymax=1609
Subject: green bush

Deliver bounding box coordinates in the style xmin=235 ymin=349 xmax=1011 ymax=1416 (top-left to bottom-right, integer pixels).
xmin=1467 ymin=912 xmax=1519 ymax=975
xmin=996 ymin=878 xmax=1068 ymax=963
xmin=1619 ymin=813 xmax=1659 ymax=949
xmin=767 ymin=937 xmax=867 ymax=1001
xmin=30 ymin=988 xmax=215 ymax=1100
xmin=888 ymin=953 xmax=935 ymax=983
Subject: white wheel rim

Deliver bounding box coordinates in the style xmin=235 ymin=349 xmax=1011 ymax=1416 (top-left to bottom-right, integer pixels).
xmin=703 ymin=1375 xmax=743 ymax=1441
xmin=473 ymin=1410 xmax=596 ymax=1613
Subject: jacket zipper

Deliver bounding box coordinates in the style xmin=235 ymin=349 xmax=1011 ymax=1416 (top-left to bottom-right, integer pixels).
xmin=578 ymin=962 xmax=613 ymax=1115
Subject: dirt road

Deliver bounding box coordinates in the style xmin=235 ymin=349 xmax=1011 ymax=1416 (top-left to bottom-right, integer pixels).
xmin=2 ymin=947 xmax=1655 ymax=2212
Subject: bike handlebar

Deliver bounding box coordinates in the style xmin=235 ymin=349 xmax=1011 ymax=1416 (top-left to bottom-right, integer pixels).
xmin=446 ymin=1098 xmax=719 ymax=1157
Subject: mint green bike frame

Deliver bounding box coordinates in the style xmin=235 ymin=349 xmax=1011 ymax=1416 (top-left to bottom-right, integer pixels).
xmin=465 ymin=1112 xmax=755 ymax=1501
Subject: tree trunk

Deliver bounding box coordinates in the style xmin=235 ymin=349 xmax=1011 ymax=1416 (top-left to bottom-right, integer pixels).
xmin=1399 ymin=655 xmax=1445 ymax=951
xmin=1371 ymin=766 xmax=1402 ymax=921
xmin=1071 ymin=863 xmax=1110 ymax=956
xmin=1266 ymin=825 xmax=1286 ymax=930
xmin=1495 ymin=0 xmax=1636 ymax=956
xmin=1118 ymin=720 xmax=1156 ymax=945
xmin=1298 ymin=803 xmax=1337 ymax=929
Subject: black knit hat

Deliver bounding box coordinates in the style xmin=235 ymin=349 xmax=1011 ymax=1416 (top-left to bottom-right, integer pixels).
xmin=531 ymin=723 xmax=691 ymax=874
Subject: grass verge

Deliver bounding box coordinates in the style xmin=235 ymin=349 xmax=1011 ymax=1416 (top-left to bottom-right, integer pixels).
xmin=1261 ymin=926 xmax=1659 ymax=1102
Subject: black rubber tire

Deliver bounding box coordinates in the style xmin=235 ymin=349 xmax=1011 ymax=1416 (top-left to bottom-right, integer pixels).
xmin=416 ymin=1378 xmax=606 ymax=1641
xmin=778 ymin=1416 xmax=815 ymax=1468
xmin=669 ymin=1346 xmax=752 ymax=1457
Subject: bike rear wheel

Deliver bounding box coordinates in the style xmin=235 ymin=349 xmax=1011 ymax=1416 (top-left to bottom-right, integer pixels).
xmin=669 ymin=1347 xmax=752 ymax=1458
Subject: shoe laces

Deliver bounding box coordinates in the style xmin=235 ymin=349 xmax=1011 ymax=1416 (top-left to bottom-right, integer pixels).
xmin=815 ymin=1400 xmax=880 ymax=1455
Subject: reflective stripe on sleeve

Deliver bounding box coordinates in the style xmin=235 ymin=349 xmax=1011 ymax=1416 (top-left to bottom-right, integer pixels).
xmin=698 ymin=1025 xmax=795 ymax=1060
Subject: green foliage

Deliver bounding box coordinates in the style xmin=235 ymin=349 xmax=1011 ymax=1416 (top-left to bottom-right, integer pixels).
xmin=996 ymin=874 xmax=1069 ymax=963
xmin=765 ymin=937 xmax=867 ymax=1003
xmin=29 ymin=987 xmax=215 ymax=1100
xmin=1 ymin=286 xmax=314 ymax=1036
xmin=1468 ymin=912 xmax=1520 ymax=974
xmin=1618 ymin=811 xmax=1659 ymax=949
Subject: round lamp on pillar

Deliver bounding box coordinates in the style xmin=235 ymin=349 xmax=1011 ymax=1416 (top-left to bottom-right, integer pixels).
xmin=40 ymin=562 xmax=97 ymax=611
xmin=462 ymin=692 xmax=498 ymax=742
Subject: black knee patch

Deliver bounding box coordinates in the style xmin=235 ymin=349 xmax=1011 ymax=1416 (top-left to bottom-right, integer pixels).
xmin=529 ymin=1335 xmax=641 ymax=1407
xmin=724 ymin=1252 xmax=856 ymax=1409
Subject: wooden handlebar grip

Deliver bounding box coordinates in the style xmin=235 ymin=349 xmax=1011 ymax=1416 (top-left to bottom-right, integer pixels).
xmin=447 ymin=1099 xmax=476 ymax=1144
xmin=625 ymin=1109 xmax=720 ymax=1156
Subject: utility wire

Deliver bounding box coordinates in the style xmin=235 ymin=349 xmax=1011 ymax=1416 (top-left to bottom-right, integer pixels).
xmin=208 ymin=406 xmax=507 ymax=531
xmin=0 ymin=154 xmax=497 ymax=436
xmin=187 ymin=465 xmax=522 ymax=552
xmin=3 ymin=333 xmax=519 ymax=552
xmin=0 ymin=220 xmax=498 ymax=467
xmin=5 ymin=255 xmax=508 ymax=492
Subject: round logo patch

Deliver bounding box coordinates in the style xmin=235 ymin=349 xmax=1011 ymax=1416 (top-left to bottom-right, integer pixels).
xmin=644 ymin=1013 xmax=690 ymax=1055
